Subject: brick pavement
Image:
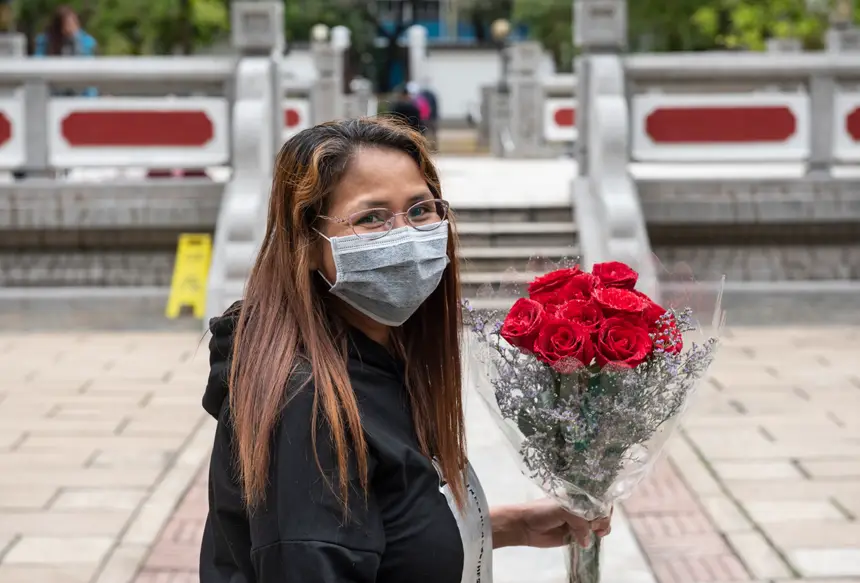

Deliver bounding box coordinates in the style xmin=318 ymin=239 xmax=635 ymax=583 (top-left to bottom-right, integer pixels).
xmin=3 ymin=326 xmax=860 ymax=583
xmin=623 ymin=326 xmax=860 ymax=583
xmin=0 ymin=332 xmax=213 ymax=583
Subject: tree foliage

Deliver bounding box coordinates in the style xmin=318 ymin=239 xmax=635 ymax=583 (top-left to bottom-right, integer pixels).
xmin=10 ymin=0 xmax=860 ymax=59
xmin=13 ymin=0 xmax=229 ymax=54
xmin=511 ymin=0 xmax=858 ymax=69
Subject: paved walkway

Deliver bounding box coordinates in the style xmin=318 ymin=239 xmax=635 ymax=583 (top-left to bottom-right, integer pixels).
xmin=1 ymin=326 xmax=859 ymax=582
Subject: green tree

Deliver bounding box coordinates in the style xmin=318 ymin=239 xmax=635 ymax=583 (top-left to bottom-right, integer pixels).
xmin=691 ymin=0 xmax=828 ymax=50
xmin=513 ymin=0 xmax=574 ymax=70
xmin=13 ymin=0 xmax=228 ymax=55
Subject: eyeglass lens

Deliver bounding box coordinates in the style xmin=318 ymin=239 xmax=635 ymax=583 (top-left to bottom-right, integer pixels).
xmin=348 ymin=200 xmax=448 ymax=239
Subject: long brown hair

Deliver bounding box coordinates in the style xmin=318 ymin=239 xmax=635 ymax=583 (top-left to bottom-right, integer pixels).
xmin=229 ymin=117 xmax=467 ymax=511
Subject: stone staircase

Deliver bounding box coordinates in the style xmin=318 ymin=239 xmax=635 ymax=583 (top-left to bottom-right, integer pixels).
xmin=455 ymin=212 xmax=579 ymax=300
xmin=437 ymin=158 xmax=580 ymax=306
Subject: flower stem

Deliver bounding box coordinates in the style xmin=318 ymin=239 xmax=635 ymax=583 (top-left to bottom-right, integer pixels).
xmin=568 ymin=533 xmax=601 ymax=583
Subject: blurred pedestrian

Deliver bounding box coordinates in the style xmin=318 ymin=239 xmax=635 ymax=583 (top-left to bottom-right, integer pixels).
xmin=34 ymin=5 xmax=98 ymax=97
xmin=388 ymin=86 xmax=425 ymax=134
xmin=418 ymin=81 xmax=439 ymax=148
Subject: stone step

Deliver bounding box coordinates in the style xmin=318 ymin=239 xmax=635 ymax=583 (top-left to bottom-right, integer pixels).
xmin=456 ymin=221 xmax=577 ymax=247
xmin=452 ymin=207 xmax=573 ymax=224
xmin=458 ymin=246 xmax=580 ymax=272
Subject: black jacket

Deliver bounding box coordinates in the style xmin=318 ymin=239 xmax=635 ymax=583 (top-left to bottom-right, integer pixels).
xmin=199 ymin=303 xmax=466 ymax=582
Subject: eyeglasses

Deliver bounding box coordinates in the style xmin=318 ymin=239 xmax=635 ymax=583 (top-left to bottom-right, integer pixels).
xmin=319 ymin=199 xmax=450 ymax=241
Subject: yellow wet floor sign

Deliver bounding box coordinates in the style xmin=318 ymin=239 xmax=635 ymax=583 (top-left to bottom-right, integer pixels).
xmin=165 ymin=233 xmax=212 ymax=319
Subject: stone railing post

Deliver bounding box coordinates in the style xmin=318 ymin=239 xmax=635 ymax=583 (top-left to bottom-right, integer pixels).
xmin=407 ymin=25 xmax=429 ymax=85
xmin=0 ymin=33 xmax=25 ymax=56
xmin=508 ymin=41 xmax=544 ymax=157
xmin=205 ymin=0 xmax=283 ymax=324
xmin=571 ymin=0 xmax=658 ymax=300
xmin=350 ymin=77 xmax=374 ymax=117
xmin=311 ymin=36 xmax=341 ymax=123
xmin=489 ymin=82 xmax=512 ymax=157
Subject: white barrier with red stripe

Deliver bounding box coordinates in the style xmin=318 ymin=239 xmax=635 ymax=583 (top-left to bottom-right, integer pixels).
xmin=631 ymin=92 xmax=811 ymax=163
xmin=832 ymin=92 xmax=860 ymax=163
xmin=47 ymin=97 xmax=231 ymax=168
xmin=282 ymin=99 xmax=311 ymax=142
xmin=543 ymin=98 xmax=577 ymax=143
xmin=0 ymin=95 xmax=26 ymax=169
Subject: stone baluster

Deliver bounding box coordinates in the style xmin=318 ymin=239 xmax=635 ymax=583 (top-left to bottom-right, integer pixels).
xmin=571 ymin=0 xmax=658 ymax=301
xmin=205 ymin=0 xmax=283 ymax=323
xmin=508 ymin=42 xmax=544 ymax=158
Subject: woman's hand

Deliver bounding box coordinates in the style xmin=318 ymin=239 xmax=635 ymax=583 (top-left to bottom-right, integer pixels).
xmin=491 ymin=500 xmax=612 ymax=549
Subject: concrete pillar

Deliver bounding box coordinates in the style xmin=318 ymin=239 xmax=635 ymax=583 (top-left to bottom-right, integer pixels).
xmin=206 ymin=1 xmax=284 ymax=323
xmin=573 ymin=0 xmax=628 ymax=175
xmin=0 ymin=33 xmax=25 ymax=56
xmin=508 ymin=42 xmax=544 ymax=158
xmin=489 ymin=89 xmax=512 ymax=157
xmin=350 ymin=77 xmax=373 ymax=117
xmin=312 ymin=40 xmax=340 ymax=123
xmin=407 ymin=25 xmax=429 ymax=85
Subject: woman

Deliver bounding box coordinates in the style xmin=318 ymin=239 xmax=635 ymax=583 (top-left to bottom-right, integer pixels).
xmin=34 ymin=5 xmax=98 ymax=97
xmin=199 ymin=117 xmax=611 ymax=582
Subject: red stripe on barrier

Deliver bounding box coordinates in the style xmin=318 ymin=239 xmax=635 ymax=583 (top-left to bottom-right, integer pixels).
xmin=645 ymin=106 xmax=796 ymax=144
xmin=0 ymin=113 xmax=11 ymax=146
xmin=284 ymin=108 xmax=301 ymax=128
xmin=553 ymin=107 xmax=576 ymax=127
xmin=61 ymin=110 xmax=214 ymax=147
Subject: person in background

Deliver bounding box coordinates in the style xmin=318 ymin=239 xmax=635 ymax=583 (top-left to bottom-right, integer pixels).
xmin=418 ymin=80 xmax=439 ymax=148
xmin=388 ymin=85 xmax=425 ymax=134
xmin=34 ymin=5 xmax=98 ymax=97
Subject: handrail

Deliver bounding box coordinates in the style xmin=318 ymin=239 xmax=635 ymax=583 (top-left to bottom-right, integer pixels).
xmin=625 ymin=51 xmax=860 ymax=80
xmin=0 ymin=57 xmax=237 ymax=84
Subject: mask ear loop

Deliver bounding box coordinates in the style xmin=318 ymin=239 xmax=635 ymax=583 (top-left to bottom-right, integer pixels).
xmin=311 ymin=228 xmax=336 ymax=289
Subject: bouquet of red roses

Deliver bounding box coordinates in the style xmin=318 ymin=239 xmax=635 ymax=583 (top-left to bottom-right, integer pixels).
xmin=464 ymin=260 xmax=723 ymax=583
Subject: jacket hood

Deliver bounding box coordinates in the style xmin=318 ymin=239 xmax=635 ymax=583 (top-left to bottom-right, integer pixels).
xmin=202 ymin=301 xmax=241 ymax=419
xmin=202 ymin=301 xmax=404 ymax=420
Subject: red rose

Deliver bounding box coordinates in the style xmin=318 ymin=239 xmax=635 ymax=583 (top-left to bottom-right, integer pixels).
xmin=641 ymin=299 xmax=683 ymax=354
xmin=595 ymin=317 xmax=653 ymax=368
xmin=500 ymin=298 xmax=545 ymax=352
xmin=534 ymin=318 xmax=595 ymax=370
xmin=592 ymin=261 xmax=639 ymax=290
xmin=556 ymin=300 xmax=603 ymax=332
xmin=558 ymin=273 xmax=598 ymax=303
xmin=527 ymin=267 xmax=582 ymax=304
xmin=592 ymin=287 xmax=648 ymax=315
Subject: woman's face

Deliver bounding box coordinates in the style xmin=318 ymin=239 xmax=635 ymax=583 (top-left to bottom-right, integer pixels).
xmin=63 ymin=12 xmax=80 ymax=37
xmin=317 ymin=147 xmax=435 ymax=285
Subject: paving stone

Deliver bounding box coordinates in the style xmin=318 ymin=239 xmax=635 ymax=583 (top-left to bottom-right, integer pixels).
xmin=51 ymin=488 xmax=149 ymax=511
xmin=725 ymin=479 xmax=860 ymax=503
xmin=712 ymin=461 xmax=803 ymax=481
xmin=762 ymin=521 xmax=860 ymax=549
xmin=698 ymin=496 xmax=754 ymax=533
xmin=0 ymin=565 xmax=96 ymax=583
xmin=0 ymin=467 xmax=162 ymax=488
xmin=0 ymin=511 xmax=130 ymax=537
xmin=3 ymin=536 xmax=113 ymax=564
xmin=790 ymin=548 xmax=860 ymax=577
xmin=18 ymin=435 xmax=187 ymax=454
xmin=0 ymin=486 xmax=58 ymax=509
xmin=725 ymin=531 xmax=792 ymax=579
xmin=743 ymin=500 xmax=845 ymax=523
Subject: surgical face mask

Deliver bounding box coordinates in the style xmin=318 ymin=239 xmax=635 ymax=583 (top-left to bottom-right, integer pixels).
xmin=316 ymin=221 xmax=450 ymax=327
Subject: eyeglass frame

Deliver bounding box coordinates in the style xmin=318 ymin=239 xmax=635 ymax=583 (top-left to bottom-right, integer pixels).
xmin=318 ymin=199 xmax=450 ymax=240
